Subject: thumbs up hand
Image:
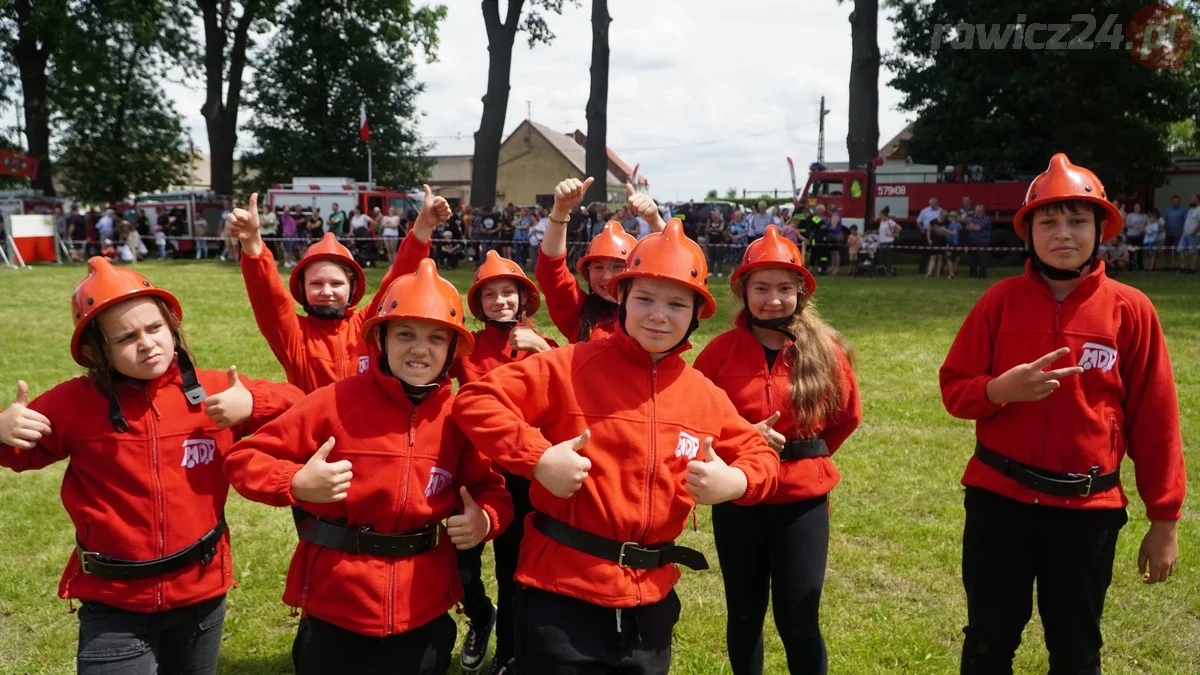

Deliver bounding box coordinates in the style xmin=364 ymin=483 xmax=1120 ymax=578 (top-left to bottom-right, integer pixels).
xmin=533 ymin=429 xmax=592 ymax=498
xmin=509 ymin=315 xmax=552 ymax=355
xmin=0 ymin=381 xmax=53 ymax=450
xmin=204 ymin=366 xmax=254 ymax=429
xmin=413 ymin=185 xmax=451 ymax=241
xmin=753 ymin=411 xmax=785 ymax=452
xmin=626 ymin=183 xmax=666 ymax=232
xmin=685 ymin=437 xmax=748 ymax=505
xmin=447 ymin=486 xmax=492 ymax=549
xmin=290 ymin=437 xmax=353 ymax=503
xmin=225 ymin=193 xmax=264 ymax=256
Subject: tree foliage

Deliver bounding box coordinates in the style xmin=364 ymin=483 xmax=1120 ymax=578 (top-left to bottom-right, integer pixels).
xmin=242 ymin=0 xmax=446 ymax=188
xmin=52 ymin=0 xmax=191 ymax=203
xmin=886 ymin=0 xmax=1198 ymax=191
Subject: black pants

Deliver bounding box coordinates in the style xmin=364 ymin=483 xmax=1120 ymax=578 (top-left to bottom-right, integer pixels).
xmin=961 ymin=487 xmax=1127 ymax=675
xmin=456 ymin=541 xmax=495 ymax=628
xmin=494 ymin=474 xmax=533 ymax=664
xmin=293 ymin=613 xmax=456 ymax=675
xmin=968 ymin=249 xmax=989 ymax=278
xmin=76 ymin=595 xmax=225 ymax=675
xmin=713 ymin=495 xmax=830 ymax=675
xmin=514 ymin=587 xmax=680 ymax=674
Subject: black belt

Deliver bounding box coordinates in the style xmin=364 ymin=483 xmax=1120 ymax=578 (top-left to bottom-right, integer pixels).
xmin=532 ymin=512 xmax=708 ymax=571
xmin=974 ymin=443 xmax=1120 ymax=498
xmin=779 ymin=437 xmax=829 ymax=462
xmin=77 ymin=516 xmax=226 ymax=580
xmin=294 ymin=509 xmax=440 ymax=557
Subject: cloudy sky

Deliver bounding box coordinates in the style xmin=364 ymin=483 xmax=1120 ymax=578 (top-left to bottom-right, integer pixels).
xmin=167 ymin=0 xmax=912 ymax=201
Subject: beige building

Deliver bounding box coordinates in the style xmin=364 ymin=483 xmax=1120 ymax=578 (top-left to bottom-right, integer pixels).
xmin=428 ymin=120 xmax=649 ymax=208
xmin=427 ymin=154 xmax=472 ymax=208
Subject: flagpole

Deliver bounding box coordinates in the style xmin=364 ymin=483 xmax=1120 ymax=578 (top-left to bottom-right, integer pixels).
xmin=368 ymin=143 xmax=373 ymax=185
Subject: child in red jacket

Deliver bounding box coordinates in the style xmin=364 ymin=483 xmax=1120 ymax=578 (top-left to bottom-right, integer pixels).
xmin=536 ymin=178 xmax=663 ymax=343
xmin=694 ymin=226 xmax=861 ymax=675
xmin=940 ymin=153 xmax=1186 ymax=673
xmin=455 ymin=219 xmax=780 ymax=674
xmin=224 ymin=187 xmax=451 ymax=393
xmin=224 ymin=258 xmax=513 ymax=675
xmin=451 ymin=250 xmax=557 ymax=673
xmin=0 ymin=258 xmax=302 ymax=675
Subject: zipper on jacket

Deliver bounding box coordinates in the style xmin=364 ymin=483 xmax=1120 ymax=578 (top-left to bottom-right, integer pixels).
xmin=145 ymin=390 xmax=165 ymax=610
xmin=1039 ymin=302 xmax=1064 ymax=475
xmin=387 ymin=407 xmax=418 ymax=634
xmin=628 ymin=364 xmax=660 ymax=608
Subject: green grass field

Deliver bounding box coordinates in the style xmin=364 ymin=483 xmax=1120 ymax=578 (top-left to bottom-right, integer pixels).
xmin=0 ymin=260 xmax=1196 ymax=674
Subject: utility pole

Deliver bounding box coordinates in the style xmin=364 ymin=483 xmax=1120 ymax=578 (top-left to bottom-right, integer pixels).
xmin=817 ymin=96 xmax=830 ymax=163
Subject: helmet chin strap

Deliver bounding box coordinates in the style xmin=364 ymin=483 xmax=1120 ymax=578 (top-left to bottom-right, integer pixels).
xmin=742 ymin=294 xmax=796 ymax=341
xmin=304 ymin=278 xmax=355 ymax=319
xmin=307 ymin=304 xmax=349 ymax=320
xmin=1029 ymin=223 xmax=1101 ymax=281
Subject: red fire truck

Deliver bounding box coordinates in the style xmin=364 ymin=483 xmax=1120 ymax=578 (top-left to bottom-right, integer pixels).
xmin=266 ymin=178 xmax=421 ymax=220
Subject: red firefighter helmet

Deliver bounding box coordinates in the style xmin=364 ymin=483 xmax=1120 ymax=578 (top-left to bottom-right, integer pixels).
xmin=467 ymin=250 xmax=541 ymax=320
xmin=362 ymin=258 xmax=474 ymax=358
xmin=576 ymin=221 xmax=638 ymax=276
xmin=1013 ymin=153 xmax=1124 ymax=243
xmin=607 ymin=219 xmax=716 ymax=319
xmin=70 ymin=257 xmax=182 ymax=366
xmin=289 ymin=232 xmax=366 ymax=307
xmin=730 ymin=225 xmax=816 ymax=298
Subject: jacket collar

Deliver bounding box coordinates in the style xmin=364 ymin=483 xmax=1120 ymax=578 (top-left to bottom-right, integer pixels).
xmin=1023 ymin=258 xmax=1107 ymax=303
xmin=369 ymin=353 xmax=452 ymax=411
xmin=610 ymin=323 xmax=692 ymax=370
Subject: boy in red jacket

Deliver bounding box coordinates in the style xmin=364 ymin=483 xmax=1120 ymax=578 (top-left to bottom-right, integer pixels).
xmin=694 ymin=226 xmax=861 ymax=675
xmin=536 ymin=177 xmax=662 ymax=343
xmin=224 ymin=187 xmax=451 ymax=393
xmin=455 ymin=219 xmax=780 ymax=674
xmin=0 ymin=258 xmax=302 ymax=675
xmin=452 ymin=250 xmax=556 ymax=673
xmin=224 ymin=259 xmax=513 ymax=675
xmin=940 ymin=153 xmax=1185 ymax=673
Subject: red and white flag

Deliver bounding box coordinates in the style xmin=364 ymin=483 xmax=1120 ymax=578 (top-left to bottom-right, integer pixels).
xmin=359 ymin=103 xmax=370 ymax=144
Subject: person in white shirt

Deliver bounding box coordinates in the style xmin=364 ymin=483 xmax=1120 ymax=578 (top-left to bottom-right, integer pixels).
xmin=381 ymin=207 xmax=403 ymax=262
xmin=876 ymin=206 xmax=900 ymax=273
xmin=1142 ymin=208 xmax=1163 ymax=272
xmin=915 ymin=198 xmax=942 ymax=273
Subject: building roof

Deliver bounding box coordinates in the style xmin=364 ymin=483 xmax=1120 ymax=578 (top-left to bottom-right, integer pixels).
xmin=880 ymin=122 xmax=915 ymax=161
xmin=519 ymin=121 xmax=622 ymax=186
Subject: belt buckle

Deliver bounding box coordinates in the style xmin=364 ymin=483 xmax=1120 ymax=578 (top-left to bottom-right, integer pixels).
xmin=77 ymin=549 xmax=97 ymax=575
xmin=617 ymin=541 xmax=639 ymax=569
xmin=1081 ymin=466 xmax=1100 ymax=497
xmin=429 ymin=525 xmax=440 ymax=548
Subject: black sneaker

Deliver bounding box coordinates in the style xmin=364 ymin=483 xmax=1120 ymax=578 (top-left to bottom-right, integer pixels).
xmin=460 ymin=604 xmax=496 ymax=672
xmin=488 ymin=658 xmax=514 ymax=675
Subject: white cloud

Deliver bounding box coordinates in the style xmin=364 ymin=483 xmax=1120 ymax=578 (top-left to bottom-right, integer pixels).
xmin=165 ymin=0 xmax=912 ymax=200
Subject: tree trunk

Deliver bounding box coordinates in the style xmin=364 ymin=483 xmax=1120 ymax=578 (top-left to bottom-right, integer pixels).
xmin=471 ymin=0 xmax=523 ymax=208
xmin=13 ymin=0 xmax=56 ymax=195
xmin=846 ymin=0 xmax=879 ymax=168
xmin=199 ymin=0 xmax=256 ymax=196
xmin=584 ymin=0 xmax=610 ymax=206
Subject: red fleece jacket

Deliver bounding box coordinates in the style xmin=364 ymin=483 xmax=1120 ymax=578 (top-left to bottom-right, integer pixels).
xmin=940 ymin=261 xmax=1185 ymax=520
